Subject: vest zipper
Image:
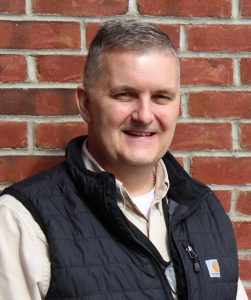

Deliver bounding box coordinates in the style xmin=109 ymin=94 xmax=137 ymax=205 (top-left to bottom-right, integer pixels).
xmin=185 ymin=245 xmax=201 ymax=273
xmin=184 ymin=243 xmax=207 ymax=300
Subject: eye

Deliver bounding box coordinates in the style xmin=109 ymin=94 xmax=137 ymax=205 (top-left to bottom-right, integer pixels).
xmin=113 ymin=92 xmax=134 ymax=101
xmin=152 ymin=94 xmax=171 ymax=103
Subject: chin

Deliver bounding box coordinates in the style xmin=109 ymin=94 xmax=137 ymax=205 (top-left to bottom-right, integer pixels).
xmin=121 ymin=155 xmax=159 ymax=168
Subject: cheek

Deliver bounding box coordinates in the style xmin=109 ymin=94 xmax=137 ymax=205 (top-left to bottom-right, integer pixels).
xmin=102 ymin=105 xmax=130 ymax=127
xmin=158 ymin=110 xmax=179 ymax=130
xmin=92 ymin=108 xmax=122 ymax=131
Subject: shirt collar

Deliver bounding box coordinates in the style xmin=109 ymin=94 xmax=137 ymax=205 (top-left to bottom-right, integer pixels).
xmin=82 ymin=139 xmax=105 ymax=173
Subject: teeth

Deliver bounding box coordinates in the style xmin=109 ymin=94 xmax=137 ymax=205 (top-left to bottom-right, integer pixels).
xmin=127 ymin=131 xmax=152 ymax=136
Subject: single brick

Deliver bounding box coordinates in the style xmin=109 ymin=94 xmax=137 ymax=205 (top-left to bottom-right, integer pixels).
xmin=0 ymin=89 xmax=78 ymax=116
xmin=138 ymin=0 xmax=231 ymax=17
xmin=241 ymin=0 xmax=251 ymax=16
xmin=36 ymin=122 xmax=87 ymax=149
xmin=36 ymin=55 xmax=85 ymax=82
xmin=240 ymin=58 xmax=251 ymax=85
xmin=0 ymin=156 xmax=64 ymax=183
xmin=239 ymin=255 xmax=251 ymax=280
xmin=188 ymin=25 xmax=251 ymax=52
xmin=237 ymin=191 xmax=251 ymax=215
xmin=170 ymin=123 xmax=232 ymax=150
xmin=35 ymin=89 xmax=78 ymax=116
xmin=0 ymin=122 xmax=27 ymax=148
xmin=0 ymin=89 xmax=36 ymax=115
xmin=0 ymin=55 xmax=27 ymax=82
xmin=192 ymin=157 xmax=251 ymax=185
xmin=240 ymin=124 xmax=251 ymax=150
xmin=33 ymin=0 xmax=128 ymax=16
xmin=181 ymin=58 xmax=233 ymax=85
xmin=0 ymin=0 xmax=25 ymax=14
xmin=189 ymin=92 xmax=251 ymax=118
xmin=0 ymin=21 xmax=80 ymax=49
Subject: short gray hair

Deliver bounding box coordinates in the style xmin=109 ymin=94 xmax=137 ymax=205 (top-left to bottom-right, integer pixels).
xmin=84 ymin=19 xmax=178 ymax=88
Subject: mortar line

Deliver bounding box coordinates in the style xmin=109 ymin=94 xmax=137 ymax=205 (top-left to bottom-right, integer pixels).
xmin=1 ymin=14 xmax=251 ymax=24
xmin=179 ymin=25 xmax=187 ymax=52
xmin=232 ymin=0 xmax=240 ymax=19
xmin=127 ymin=0 xmax=139 ymax=15
xmin=232 ymin=121 xmax=241 ymax=151
xmin=233 ymin=57 xmax=241 ymax=86
xmin=25 ymin=0 xmax=32 ymax=15
xmin=27 ymin=55 xmax=37 ymax=82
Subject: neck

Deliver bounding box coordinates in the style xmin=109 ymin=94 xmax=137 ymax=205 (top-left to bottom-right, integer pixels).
xmin=111 ymin=165 xmax=156 ymax=196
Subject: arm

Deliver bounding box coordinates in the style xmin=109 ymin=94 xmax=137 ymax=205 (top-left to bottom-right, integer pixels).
xmin=0 ymin=194 xmax=50 ymax=300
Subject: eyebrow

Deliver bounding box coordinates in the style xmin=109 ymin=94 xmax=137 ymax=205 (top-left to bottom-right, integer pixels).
xmin=154 ymin=89 xmax=175 ymax=94
xmin=109 ymin=86 xmax=137 ymax=94
xmin=109 ymin=86 xmax=177 ymax=95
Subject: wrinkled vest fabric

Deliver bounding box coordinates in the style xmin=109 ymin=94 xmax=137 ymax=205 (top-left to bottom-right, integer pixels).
xmin=3 ymin=136 xmax=239 ymax=300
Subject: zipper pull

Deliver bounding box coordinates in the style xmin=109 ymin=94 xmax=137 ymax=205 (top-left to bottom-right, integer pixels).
xmin=185 ymin=245 xmax=201 ymax=273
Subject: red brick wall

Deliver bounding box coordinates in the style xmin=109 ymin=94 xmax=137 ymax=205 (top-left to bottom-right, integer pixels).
xmin=0 ymin=0 xmax=250 ymax=295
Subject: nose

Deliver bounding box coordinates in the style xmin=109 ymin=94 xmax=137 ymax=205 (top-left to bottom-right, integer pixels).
xmin=131 ymin=97 xmax=154 ymax=125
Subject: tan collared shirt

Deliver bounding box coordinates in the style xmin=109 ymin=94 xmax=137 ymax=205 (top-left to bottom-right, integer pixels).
xmin=0 ymin=142 xmax=248 ymax=300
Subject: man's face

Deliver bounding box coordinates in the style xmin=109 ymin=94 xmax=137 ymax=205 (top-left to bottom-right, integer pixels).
xmin=77 ymin=50 xmax=180 ymax=174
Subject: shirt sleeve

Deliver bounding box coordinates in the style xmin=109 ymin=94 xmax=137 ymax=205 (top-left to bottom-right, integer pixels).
xmin=0 ymin=194 xmax=50 ymax=300
xmin=236 ymin=278 xmax=248 ymax=300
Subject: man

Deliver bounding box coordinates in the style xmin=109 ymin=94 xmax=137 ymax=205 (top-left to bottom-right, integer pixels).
xmin=0 ymin=20 xmax=248 ymax=300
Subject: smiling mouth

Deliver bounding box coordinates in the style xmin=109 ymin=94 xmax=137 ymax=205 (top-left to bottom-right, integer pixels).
xmin=123 ymin=131 xmax=156 ymax=137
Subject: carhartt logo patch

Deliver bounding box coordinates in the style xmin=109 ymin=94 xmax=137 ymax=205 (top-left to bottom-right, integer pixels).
xmin=205 ymin=259 xmax=221 ymax=278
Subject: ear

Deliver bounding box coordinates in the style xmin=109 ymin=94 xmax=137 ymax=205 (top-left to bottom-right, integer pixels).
xmin=76 ymin=85 xmax=91 ymax=123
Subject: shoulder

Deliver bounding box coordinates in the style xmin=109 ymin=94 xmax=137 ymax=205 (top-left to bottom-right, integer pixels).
xmin=0 ymin=193 xmax=46 ymax=238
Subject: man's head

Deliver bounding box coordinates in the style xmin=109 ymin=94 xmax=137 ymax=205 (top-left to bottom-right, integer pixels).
xmin=76 ymin=20 xmax=180 ymax=177
xmin=83 ymin=19 xmax=179 ymax=89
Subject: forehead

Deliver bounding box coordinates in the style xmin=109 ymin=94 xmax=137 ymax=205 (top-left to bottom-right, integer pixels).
xmin=98 ymin=50 xmax=179 ymax=88
xmin=101 ymin=49 xmax=177 ymax=68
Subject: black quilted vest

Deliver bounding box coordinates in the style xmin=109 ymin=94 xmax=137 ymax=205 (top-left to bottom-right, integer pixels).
xmin=2 ymin=136 xmax=239 ymax=300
